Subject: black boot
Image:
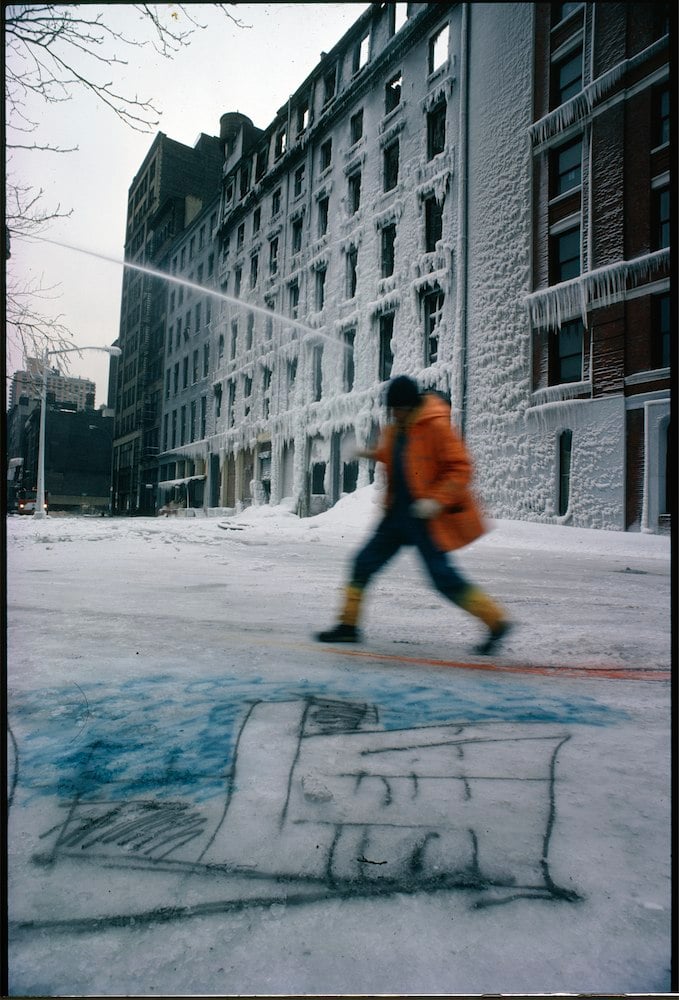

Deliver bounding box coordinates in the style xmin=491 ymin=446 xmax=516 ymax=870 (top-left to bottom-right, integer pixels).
xmin=474 ymin=620 xmax=513 ymax=656
xmin=316 ymin=623 xmax=361 ymax=643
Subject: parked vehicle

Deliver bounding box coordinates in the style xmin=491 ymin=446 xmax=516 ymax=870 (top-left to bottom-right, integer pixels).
xmin=16 ymin=489 xmax=48 ymax=515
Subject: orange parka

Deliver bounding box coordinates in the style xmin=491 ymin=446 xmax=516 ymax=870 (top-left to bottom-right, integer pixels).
xmin=373 ymin=392 xmax=486 ymax=552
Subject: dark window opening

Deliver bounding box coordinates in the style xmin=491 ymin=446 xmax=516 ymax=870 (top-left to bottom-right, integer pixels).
xmin=311 ymin=462 xmax=326 ymax=494
xmin=427 ymin=100 xmax=446 ymax=160
xmin=558 ymin=429 xmax=573 ymax=516
xmin=320 ymin=139 xmax=332 ymax=171
xmin=348 ymin=172 xmax=362 ymax=214
xmin=383 ymin=142 xmax=399 ymax=192
xmin=350 ymin=109 xmax=364 ymax=145
xmin=552 ymin=138 xmax=582 ymax=197
xmin=343 ymin=329 xmax=355 ymax=391
xmin=653 ymin=187 xmax=670 ymax=250
xmin=550 ymin=226 xmax=580 ymax=283
xmin=425 ymin=196 xmax=444 ymax=252
xmin=318 ymin=196 xmax=329 ymax=236
xmin=381 ymin=223 xmax=396 ymax=278
xmin=551 ymin=320 xmax=583 ymax=384
xmin=551 ymin=48 xmax=582 ymax=107
xmin=346 ymin=246 xmax=358 ymax=298
xmin=379 ymin=314 xmax=394 ymax=381
xmin=423 ymin=290 xmax=444 ymax=365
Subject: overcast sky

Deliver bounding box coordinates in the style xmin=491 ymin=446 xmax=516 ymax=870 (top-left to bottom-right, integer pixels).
xmin=7 ymin=3 xmax=371 ymax=406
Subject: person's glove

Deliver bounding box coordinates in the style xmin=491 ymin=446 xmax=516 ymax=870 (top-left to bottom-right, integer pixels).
xmin=410 ymin=498 xmax=443 ymax=519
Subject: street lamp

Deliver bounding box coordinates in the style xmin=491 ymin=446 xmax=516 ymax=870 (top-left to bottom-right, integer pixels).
xmin=33 ymin=344 xmax=122 ymax=519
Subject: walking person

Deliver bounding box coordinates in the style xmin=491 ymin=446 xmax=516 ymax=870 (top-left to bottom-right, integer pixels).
xmin=316 ymin=375 xmax=513 ymax=655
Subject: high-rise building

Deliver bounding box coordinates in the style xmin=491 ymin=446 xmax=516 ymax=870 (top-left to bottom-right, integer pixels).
xmin=8 ymin=358 xmax=96 ymax=411
xmin=110 ymin=131 xmax=223 ymax=514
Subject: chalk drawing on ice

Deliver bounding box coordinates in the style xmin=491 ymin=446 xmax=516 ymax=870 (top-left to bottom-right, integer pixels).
xmin=16 ymin=697 xmax=579 ymax=933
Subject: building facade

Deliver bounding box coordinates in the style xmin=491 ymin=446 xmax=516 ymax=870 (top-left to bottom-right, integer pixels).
xmin=9 ymin=358 xmax=96 ymax=411
xmin=110 ymin=131 xmax=223 ymax=514
xmin=125 ymin=2 xmax=671 ymax=532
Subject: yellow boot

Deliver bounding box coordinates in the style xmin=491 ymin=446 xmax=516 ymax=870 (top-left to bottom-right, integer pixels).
xmin=458 ymin=586 xmax=512 ymax=655
xmin=317 ymin=584 xmax=363 ymax=643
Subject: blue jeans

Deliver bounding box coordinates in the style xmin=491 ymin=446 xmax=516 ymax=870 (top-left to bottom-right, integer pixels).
xmin=351 ymin=512 xmax=469 ymax=603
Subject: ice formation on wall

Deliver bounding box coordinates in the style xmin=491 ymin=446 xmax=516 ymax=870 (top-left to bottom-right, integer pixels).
xmin=526 ymin=249 xmax=670 ymax=330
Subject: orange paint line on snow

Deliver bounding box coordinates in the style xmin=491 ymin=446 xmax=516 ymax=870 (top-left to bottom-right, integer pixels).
xmin=315 ymin=645 xmax=671 ymax=681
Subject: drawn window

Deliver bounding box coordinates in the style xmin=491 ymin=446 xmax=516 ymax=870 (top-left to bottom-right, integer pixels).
xmin=558 ymin=429 xmax=573 ymax=516
xmin=552 ymin=47 xmax=582 ymax=108
xmin=385 ymin=72 xmax=402 ymax=114
xmin=551 ymin=225 xmax=580 ymax=283
xmin=383 ymin=141 xmax=399 ymax=192
xmin=429 ymin=23 xmax=449 ymax=75
xmin=427 ymin=99 xmax=446 ymax=159
xmin=381 ymin=223 xmax=396 ymax=278
xmin=379 ymin=313 xmax=395 ymax=382
xmin=552 ymin=138 xmax=582 ymax=197
xmin=425 ymin=195 xmax=444 ymax=252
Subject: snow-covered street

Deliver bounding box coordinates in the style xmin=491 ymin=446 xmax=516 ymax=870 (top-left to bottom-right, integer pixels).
xmin=6 ymin=490 xmax=672 ymax=995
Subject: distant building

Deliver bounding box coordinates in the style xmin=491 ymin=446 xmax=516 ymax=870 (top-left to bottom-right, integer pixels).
xmin=21 ymin=401 xmax=114 ymax=512
xmin=110 ymin=131 xmax=224 ymax=514
xmin=8 ymin=358 xmax=96 ymax=411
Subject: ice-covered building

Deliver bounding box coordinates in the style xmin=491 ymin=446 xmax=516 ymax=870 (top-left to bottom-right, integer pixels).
xmin=151 ymin=2 xmax=670 ymax=531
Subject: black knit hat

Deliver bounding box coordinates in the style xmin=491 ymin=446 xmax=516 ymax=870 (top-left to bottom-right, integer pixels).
xmin=385 ymin=375 xmax=420 ymax=408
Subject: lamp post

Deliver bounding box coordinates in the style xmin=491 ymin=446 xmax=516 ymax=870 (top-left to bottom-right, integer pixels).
xmin=33 ymin=344 xmax=122 ymax=519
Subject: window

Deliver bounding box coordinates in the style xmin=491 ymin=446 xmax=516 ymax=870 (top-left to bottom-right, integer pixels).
xmin=425 ymin=195 xmax=444 ymax=251
xmin=243 ymin=375 xmax=252 ymax=417
xmin=203 ymin=342 xmax=210 ymax=377
xmin=653 ymin=293 xmax=670 ymax=369
xmin=269 ymin=236 xmax=279 ymax=274
xmin=287 ymin=357 xmax=297 ymax=407
xmin=208 ymin=252 xmax=214 ymax=277
xmin=654 ymin=86 xmax=670 ymax=147
xmin=552 ymin=138 xmax=582 ymax=197
xmin=206 ymin=300 xmax=211 ymax=329
xmin=292 ymin=216 xmax=303 ymax=255
xmin=423 ymin=290 xmax=444 ymax=365
xmin=262 ymin=367 xmax=272 ymax=418
xmin=237 ymin=222 xmax=245 ymax=251
xmin=311 ymin=463 xmax=326 ymax=494
xmin=653 ymin=186 xmax=670 ymax=250
xmin=255 ymin=148 xmax=267 ymax=182
xmin=190 ymin=400 xmax=196 ymax=441
xmin=180 ymin=406 xmax=186 ymax=445
xmin=315 ymin=267 xmax=327 ymax=311
xmin=429 ymin=24 xmax=449 ymax=74
xmin=297 ymin=100 xmax=310 ymax=135
xmin=381 ymin=223 xmax=396 ymax=277
xmin=323 ymin=67 xmax=336 ymax=105
xmin=348 ymin=172 xmax=362 ymax=214
xmin=294 ymin=164 xmax=306 ymax=197
xmin=350 ymin=109 xmax=364 ymax=145
xmin=318 ymin=196 xmax=329 ymax=236
xmin=200 ymin=396 xmax=207 ymax=438
xmin=226 ymin=180 xmax=234 ymax=205
xmin=558 ymin=429 xmax=573 ymax=515
xmin=289 ymin=279 xmax=299 ymax=318
xmin=385 ymin=72 xmax=402 ymax=114
xmin=165 ymin=369 xmax=171 ymax=400
xmin=343 ymin=329 xmax=355 ymax=391
xmin=427 ymin=100 xmax=446 ymax=159
xmin=275 ymin=127 xmax=287 ymax=159
xmin=320 ymin=139 xmax=332 ymax=171
xmin=390 ymin=3 xmax=408 ymax=35
xmin=163 ymin=413 xmax=169 ymax=450
xmin=170 ymin=290 xmax=176 ymax=312
xmin=195 ymin=302 xmax=201 ymax=331
xmin=171 ymin=409 xmax=178 ymax=447
xmin=218 ymin=333 xmax=225 ymax=363
xmin=346 ymin=246 xmax=358 ymax=298
xmin=253 ymin=207 xmax=261 ymax=234
xmin=379 ymin=314 xmax=394 ymax=381
xmin=240 ymin=161 xmax=251 ymax=200
xmin=230 ymin=319 xmax=238 ymax=359
xmin=272 ymin=187 xmax=282 ymax=217
xmin=353 ymin=33 xmax=370 ymax=73
xmin=234 ymin=266 xmax=242 ymax=298
xmin=383 ymin=142 xmax=399 ymax=192
xmin=551 ymin=226 xmax=581 ymax=282
xmin=246 ymin=313 xmax=254 ymax=351
xmin=182 ymin=356 xmax=189 ymax=389
xmin=552 ymin=2 xmax=582 ymax=24
xmin=552 ymin=320 xmax=583 ymax=383
xmin=192 ymin=349 xmax=199 ymax=383
xmin=552 ymin=48 xmax=582 ymax=107
xmin=250 ymin=253 xmax=259 ymax=288
xmin=312 ymin=345 xmax=323 ymax=401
